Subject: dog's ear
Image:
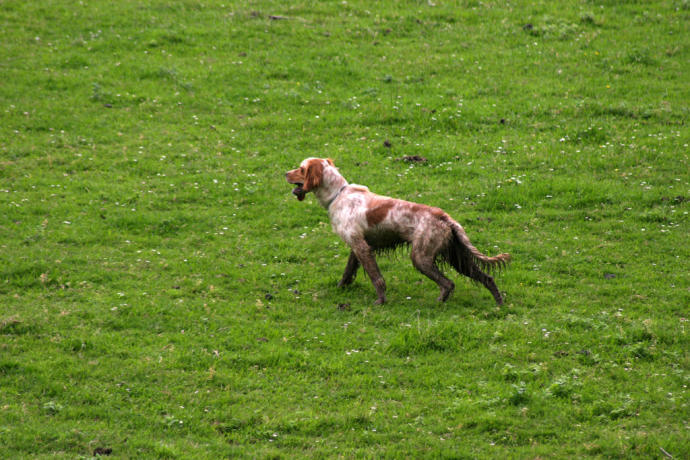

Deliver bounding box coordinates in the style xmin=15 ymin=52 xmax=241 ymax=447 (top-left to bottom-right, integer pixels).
xmin=303 ymin=160 xmax=324 ymax=192
xmin=326 ymin=158 xmax=335 ymax=166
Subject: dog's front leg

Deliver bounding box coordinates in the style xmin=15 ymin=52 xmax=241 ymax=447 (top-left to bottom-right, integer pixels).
xmin=338 ymin=250 xmax=360 ymax=287
xmin=350 ymin=239 xmax=386 ymax=304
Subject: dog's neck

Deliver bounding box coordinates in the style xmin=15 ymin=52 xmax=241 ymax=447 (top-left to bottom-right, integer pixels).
xmin=314 ymin=166 xmax=348 ymax=209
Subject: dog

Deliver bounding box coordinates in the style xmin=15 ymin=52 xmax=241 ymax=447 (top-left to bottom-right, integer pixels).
xmin=286 ymin=158 xmax=510 ymax=305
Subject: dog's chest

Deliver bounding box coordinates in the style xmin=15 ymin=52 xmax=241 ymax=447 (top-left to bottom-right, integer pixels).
xmin=328 ymin=195 xmax=368 ymax=238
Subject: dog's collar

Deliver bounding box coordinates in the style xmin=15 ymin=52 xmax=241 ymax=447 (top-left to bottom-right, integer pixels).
xmin=326 ymin=185 xmax=347 ymax=209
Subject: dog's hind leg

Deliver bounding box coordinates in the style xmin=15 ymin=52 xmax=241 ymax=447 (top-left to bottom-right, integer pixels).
xmin=410 ymin=248 xmax=455 ymax=302
xmin=467 ymin=267 xmax=504 ymax=305
xmin=338 ymin=250 xmax=360 ymax=287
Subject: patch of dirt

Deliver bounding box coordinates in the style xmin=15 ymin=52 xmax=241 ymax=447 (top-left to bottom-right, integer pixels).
xmin=398 ymin=155 xmax=427 ymax=163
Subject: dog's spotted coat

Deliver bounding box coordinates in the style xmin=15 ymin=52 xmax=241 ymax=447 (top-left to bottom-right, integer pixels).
xmin=286 ymin=158 xmax=510 ymax=305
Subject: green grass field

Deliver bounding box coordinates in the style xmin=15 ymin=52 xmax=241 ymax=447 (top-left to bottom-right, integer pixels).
xmin=1 ymin=0 xmax=688 ymax=457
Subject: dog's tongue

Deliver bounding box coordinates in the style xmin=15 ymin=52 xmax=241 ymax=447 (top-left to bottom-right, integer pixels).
xmin=292 ymin=186 xmax=306 ymax=201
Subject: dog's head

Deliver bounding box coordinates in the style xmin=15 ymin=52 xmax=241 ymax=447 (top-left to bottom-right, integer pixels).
xmin=285 ymin=158 xmax=335 ymax=201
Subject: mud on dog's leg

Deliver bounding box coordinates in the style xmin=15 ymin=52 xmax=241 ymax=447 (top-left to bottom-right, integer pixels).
xmin=410 ymin=248 xmax=455 ymax=302
xmin=469 ymin=267 xmax=504 ymax=305
xmin=350 ymin=239 xmax=386 ymax=304
xmin=338 ymin=250 xmax=360 ymax=287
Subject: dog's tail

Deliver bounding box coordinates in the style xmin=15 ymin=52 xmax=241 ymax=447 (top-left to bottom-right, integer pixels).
xmin=443 ymin=218 xmax=511 ymax=274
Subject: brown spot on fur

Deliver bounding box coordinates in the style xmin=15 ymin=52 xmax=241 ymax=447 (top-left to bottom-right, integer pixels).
xmin=401 ymin=202 xmax=447 ymax=219
xmin=303 ymin=159 xmax=324 ymax=191
xmin=366 ymin=200 xmax=395 ymax=226
xmin=348 ymin=185 xmax=369 ymax=193
xmin=429 ymin=206 xmax=447 ymax=218
xmin=398 ymin=202 xmax=423 ymax=216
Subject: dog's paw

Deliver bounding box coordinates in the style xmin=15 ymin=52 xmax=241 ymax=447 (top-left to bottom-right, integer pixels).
xmin=337 ymin=278 xmax=354 ymax=288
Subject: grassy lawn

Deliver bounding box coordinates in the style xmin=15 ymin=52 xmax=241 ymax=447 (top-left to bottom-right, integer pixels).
xmin=1 ymin=0 xmax=688 ymax=457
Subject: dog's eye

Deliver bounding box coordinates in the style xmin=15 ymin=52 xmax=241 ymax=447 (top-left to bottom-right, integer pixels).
xmin=300 ymin=167 xmax=305 ymax=173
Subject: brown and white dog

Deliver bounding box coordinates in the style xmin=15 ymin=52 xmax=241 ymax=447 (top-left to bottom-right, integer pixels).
xmin=286 ymin=158 xmax=510 ymax=305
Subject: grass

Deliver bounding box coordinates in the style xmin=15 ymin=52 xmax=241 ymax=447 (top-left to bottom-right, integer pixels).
xmin=1 ymin=0 xmax=688 ymax=457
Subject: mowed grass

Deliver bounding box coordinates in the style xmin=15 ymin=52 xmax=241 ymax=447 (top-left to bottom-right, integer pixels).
xmin=1 ymin=0 xmax=688 ymax=457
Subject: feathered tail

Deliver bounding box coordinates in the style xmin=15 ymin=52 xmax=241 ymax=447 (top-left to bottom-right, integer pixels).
xmin=442 ymin=219 xmax=510 ymax=275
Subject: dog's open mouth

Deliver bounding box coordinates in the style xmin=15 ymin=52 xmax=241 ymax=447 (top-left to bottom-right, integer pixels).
xmin=291 ymin=183 xmax=306 ymax=201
